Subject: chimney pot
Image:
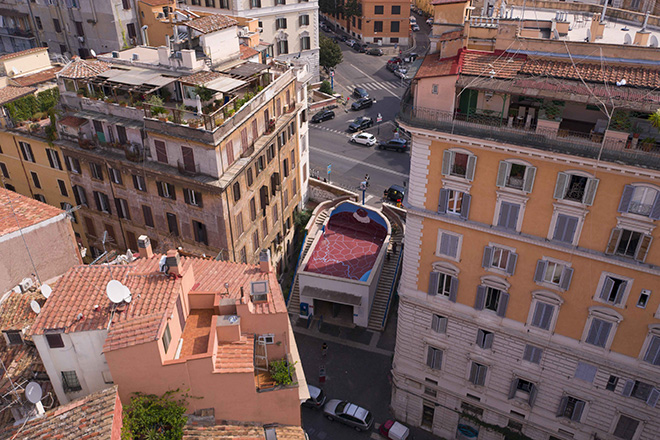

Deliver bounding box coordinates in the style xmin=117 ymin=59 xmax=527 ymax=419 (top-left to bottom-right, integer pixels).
xmin=138 ymin=235 xmax=154 ymax=258
xmin=165 ymin=250 xmax=183 ymax=276
xmin=259 ymin=249 xmax=272 ymax=273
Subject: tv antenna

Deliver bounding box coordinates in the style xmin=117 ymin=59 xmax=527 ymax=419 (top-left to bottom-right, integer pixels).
xmin=30 ymin=300 xmax=41 ymax=314
xmin=40 ymin=283 xmax=52 ymax=299
xmin=25 ymin=382 xmax=43 ymax=404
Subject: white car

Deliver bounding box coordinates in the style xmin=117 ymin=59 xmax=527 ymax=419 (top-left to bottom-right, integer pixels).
xmin=351 ymin=132 xmax=377 ymax=146
xmin=394 ymin=69 xmax=409 ymax=80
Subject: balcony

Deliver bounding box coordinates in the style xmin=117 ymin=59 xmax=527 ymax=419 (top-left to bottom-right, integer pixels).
xmin=399 ymin=95 xmax=660 ymax=171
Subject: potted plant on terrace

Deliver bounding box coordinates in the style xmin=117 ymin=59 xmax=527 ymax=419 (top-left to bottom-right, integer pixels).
xmin=269 ymin=359 xmax=297 ymax=387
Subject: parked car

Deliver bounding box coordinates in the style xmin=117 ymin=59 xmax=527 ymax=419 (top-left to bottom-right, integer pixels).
xmin=386 ymin=62 xmax=400 ymax=72
xmin=354 ymin=43 xmax=368 ymax=53
xmin=348 ymin=116 xmax=373 ymax=132
xmin=302 ymin=385 xmax=327 ymax=409
xmin=350 ymin=132 xmax=377 ymax=146
xmin=353 ymin=87 xmax=369 ymax=99
xmin=323 ymin=400 xmax=374 ymax=432
xmin=387 ymin=57 xmax=403 ymax=66
xmin=426 ymin=18 xmax=434 ymax=25
xmin=379 ymin=420 xmax=410 ymax=440
xmin=346 ymin=39 xmax=356 ymax=47
xmin=378 ymin=138 xmax=408 ymax=152
xmin=394 ymin=68 xmax=409 ymax=79
xmin=311 ymin=109 xmax=335 ymax=123
xmin=411 ymin=24 xmax=420 ymax=32
xmin=384 ymin=184 xmax=405 ymax=203
xmin=367 ymin=48 xmax=383 ymax=56
xmin=409 ymin=16 xmax=417 ymax=25
xmin=351 ymin=97 xmax=373 ymax=111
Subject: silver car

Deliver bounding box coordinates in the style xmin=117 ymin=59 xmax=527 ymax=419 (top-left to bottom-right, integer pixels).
xmin=323 ymin=399 xmax=374 ymax=431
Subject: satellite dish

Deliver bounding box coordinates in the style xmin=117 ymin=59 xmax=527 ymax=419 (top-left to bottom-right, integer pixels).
xmin=25 ymin=382 xmax=43 ymax=404
xmin=41 ymin=284 xmax=52 ymax=299
xmin=624 ymin=33 xmax=632 ymax=45
xmin=106 ymin=280 xmax=125 ymax=304
xmin=650 ymin=35 xmax=658 ymax=48
xmin=121 ymin=285 xmax=132 ymax=303
xmin=90 ymin=49 xmax=97 ymax=57
xmin=30 ymin=300 xmax=41 ymax=314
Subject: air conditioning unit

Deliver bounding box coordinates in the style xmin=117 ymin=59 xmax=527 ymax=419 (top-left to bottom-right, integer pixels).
xmin=18 ymin=278 xmax=34 ymax=292
xmin=111 ymin=51 xmax=119 ymax=58
xmin=132 ymin=52 xmax=139 ymax=61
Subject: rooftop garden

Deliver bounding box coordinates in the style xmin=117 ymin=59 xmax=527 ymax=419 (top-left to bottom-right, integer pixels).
xmin=4 ymin=88 xmax=60 ymax=143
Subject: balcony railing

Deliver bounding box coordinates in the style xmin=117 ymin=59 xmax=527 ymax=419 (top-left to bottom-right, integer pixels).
xmin=398 ymin=99 xmax=660 ymax=171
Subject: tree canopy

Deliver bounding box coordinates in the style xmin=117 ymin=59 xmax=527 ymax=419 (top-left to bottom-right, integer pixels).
xmin=319 ymin=35 xmax=343 ymax=70
xmin=121 ymin=390 xmax=188 ymax=440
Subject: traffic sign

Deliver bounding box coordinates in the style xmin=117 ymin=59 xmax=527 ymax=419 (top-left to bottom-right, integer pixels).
xmin=330 ymin=71 xmax=335 ymax=77
xmin=376 ymin=113 xmax=383 ymax=123
xmin=327 ymin=164 xmax=332 ymax=174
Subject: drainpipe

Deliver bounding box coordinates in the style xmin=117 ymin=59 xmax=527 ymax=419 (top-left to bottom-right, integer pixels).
xmin=24 ymin=0 xmax=42 ymax=47
xmin=223 ymin=189 xmax=236 ymax=262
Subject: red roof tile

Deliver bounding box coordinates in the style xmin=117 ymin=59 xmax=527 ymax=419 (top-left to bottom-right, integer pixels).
xmin=181 ymin=424 xmax=306 ymax=439
xmin=431 ymin=0 xmax=468 ymax=4
xmin=180 ymin=70 xmax=226 ymax=86
xmin=215 ymin=334 xmax=254 ymax=373
xmin=415 ymin=54 xmax=461 ymax=79
xmin=58 ymin=57 xmax=110 ymax=79
xmin=459 ymin=50 xmax=527 ymax=79
xmin=0 ymin=85 xmax=36 ymax=105
xmin=11 ymin=67 xmax=61 ymax=87
xmin=31 ymin=255 xmax=287 ymax=353
xmin=59 ymin=115 xmax=88 ymax=128
xmin=0 ymin=290 xmax=43 ymax=336
xmin=0 ymin=188 xmax=64 ymax=236
xmin=240 ymin=45 xmax=260 ymax=60
xmin=0 ymin=385 xmax=117 ymax=439
xmin=0 ymin=47 xmax=48 ymax=62
xmin=187 ymin=14 xmax=238 ymax=34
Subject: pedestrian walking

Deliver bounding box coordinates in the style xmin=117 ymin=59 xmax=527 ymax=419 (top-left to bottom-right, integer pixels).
xmin=392 ymin=242 xmax=398 ymax=254
xmin=364 ymin=174 xmax=370 ymax=187
xmin=322 ymin=342 xmax=328 ymax=357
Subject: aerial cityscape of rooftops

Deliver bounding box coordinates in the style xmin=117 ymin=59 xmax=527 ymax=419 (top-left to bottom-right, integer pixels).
xmin=0 ymin=0 xmax=659 ymax=438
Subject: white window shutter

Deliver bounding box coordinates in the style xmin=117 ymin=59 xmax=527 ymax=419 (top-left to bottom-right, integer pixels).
xmin=466 ymin=155 xmax=477 ymax=181
xmin=441 ymin=150 xmax=452 ymax=176
xmin=496 ymin=161 xmax=510 ymax=188
xmin=583 ymin=178 xmax=599 ymax=205
xmin=523 ymin=166 xmax=536 ymax=193
xmin=553 ymin=172 xmax=569 ymax=199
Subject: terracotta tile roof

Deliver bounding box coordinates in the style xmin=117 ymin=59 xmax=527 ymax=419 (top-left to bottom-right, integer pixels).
xmin=0 ymin=386 xmax=118 ymax=439
xmin=0 ymin=290 xmax=43 ymax=337
xmin=0 ymin=85 xmax=36 ymax=105
xmin=31 ymin=255 xmax=286 ymax=354
xmin=240 ymin=45 xmax=260 ymax=60
xmin=519 ymin=58 xmax=660 ymax=88
xmin=57 ymin=57 xmax=110 ymax=79
xmin=180 ymin=70 xmax=225 ymax=86
xmin=273 ymin=426 xmax=308 ymax=440
xmin=58 ymin=115 xmax=88 ymax=128
xmin=0 ymin=188 xmax=64 ymax=236
xmin=215 ymin=334 xmax=254 ymax=373
xmin=182 ymin=424 xmax=306 ymax=439
xmin=431 ymin=0 xmax=468 ymax=4
xmin=11 ymin=67 xmax=61 ymax=87
xmin=187 ymin=14 xmax=238 ymax=34
xmin=415 ymin=54 xmax=461 ymax=79
xmin=459 ymin=50 xmax=526 ymax=79
xmin=0 ymin=47 xmax=48 ymax=62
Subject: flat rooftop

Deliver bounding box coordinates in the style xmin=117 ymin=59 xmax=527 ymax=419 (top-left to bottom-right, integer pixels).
xmin=304 ymin=205 xmax=388 ymax=281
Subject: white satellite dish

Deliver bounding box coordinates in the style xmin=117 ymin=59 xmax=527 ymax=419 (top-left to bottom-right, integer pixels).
xmin=650 ymin=35 xmax=658 ymax=48
xmin=90 ymin=49 xmax=97 ymax=57
xmin=40 ymin=284 xmax=52 ymax=299
xmin=586 ymin=29 xmax=591 ymax=42
xmin=121 ymin=285 xmax=132 ymax=303
xmin=30 ymin=300 xmax=41 ymax=314
xmin=624 ymin=33 xmax=632 ymax=45
xmin=106 ymin=280 xmax=125 ymax=304
xmin=25 ymin=382 xmax=43 ymax=404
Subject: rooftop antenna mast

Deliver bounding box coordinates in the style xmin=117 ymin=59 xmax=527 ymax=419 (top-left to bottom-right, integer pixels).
xmin=600 ymin=0 xmax=607 ymax=24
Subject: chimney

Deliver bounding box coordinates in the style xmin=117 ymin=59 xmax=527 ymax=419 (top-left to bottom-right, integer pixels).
xmin=165 ymin=250 xmax=183 ymax=276
xmin=590 ymin=13 xmax=605 ymax=40
xmin=157 ymin=45 xmax=171 ymax=66
xmin=138 ymin=235 xmax=153 ymax=258
xmin=259 ymin=249 xmax=272 ymax=273
xmin=634 ymin=30 xmax=650 ymax=46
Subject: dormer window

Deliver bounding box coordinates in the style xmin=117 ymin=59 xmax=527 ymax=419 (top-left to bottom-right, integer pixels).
xmin=251 ymin=281 xmax=269 ymax=302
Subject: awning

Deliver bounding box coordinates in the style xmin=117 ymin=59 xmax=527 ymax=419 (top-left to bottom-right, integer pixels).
xmin=205 ymin=76 xmax=246 ymax=93
xmin=223 ymin=62 xmax=269 ymax=80
xmin=301 ymin=286 xmax=362 ymax=307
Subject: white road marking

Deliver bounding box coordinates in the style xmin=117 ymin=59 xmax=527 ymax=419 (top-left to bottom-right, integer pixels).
xmin=310 ymin=146 xmax=409 ymax=178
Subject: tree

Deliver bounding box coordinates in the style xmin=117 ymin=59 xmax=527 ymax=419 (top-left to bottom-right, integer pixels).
xmin=340 ymin=0 xmax=361 ymax=32
xmin=319 ymin=81 xmax=333 ymax=95
xmin=319 ymin=0 xmax=337 ymax=14
xmin=319 ymin=35 xmax=343 ymax=70
xmin=650 ymin=109 xmax=660 ymax=131
xmin=121 ymin=390 xmax=188 ymax=440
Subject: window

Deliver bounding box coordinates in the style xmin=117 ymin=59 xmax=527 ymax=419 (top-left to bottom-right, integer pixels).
xmin=551 ymin=214 xmax=580 ymax=244
xmin=554 ymin=172 xmax=599 ymax=205
xmin=622 ymin=379 xmax=658 ymax=406
xmin=618 ymin=184 xmax=660 ymax=218
xmin=46 ymin=333 xmax=64 ymax=348
xmin=475 ymin=286 xmax=509 ymax=317
xmin=133 ymin=174 xmax=147 ymax=192
xmin=162 ymin=324 xmax=171 ymax=353
xmin=46 ymin=148 xmax=62 ymax=170
xmin=272 ymin=203 xmax=279 ymax=223
xmin=193 ymin=220 xmax=208 ymax=245
xmin=421 ymin=404 xmax=434 ymax=428
xmin=116 ymin=125 xmax=127 ymax=144
xmin=104 ymin=224 xmax=116 ymax=244
xmin=529 ymin=301 xmax=556 ymax=331
xmin=426 ymin=346 xmax=443 ymax=370
xmin=34 ymin=194 xmax=46 ymax=203
xmin=496 ymin=201 xmax=520 ymax=231
xmin=606 ymin=228 xmax=652 ymax=262
xmin=90 ymin=162 xmax=103 ymax=180
xmin=390 ymin=21 xmax=400 ymax=32
xmin=431 ymin=314 xmax=447 ymax=334
xmin=142 ymin=205 xmax=154 ymax=227
xmin=276 ymin=18 xmax=287 ymax=29
xmin=496 ymin=161 xmax=536 ymax=193
xmin=57 ymin=179 xmax=68 ymax=197
xmin=30 ymin=172 xmax=41 ymax=189
xmin=469 ymin=362 xmax=487 ymax=386
xmin=606 ymin=375 xmax=619 ymax=391
xmin=637 ymin=290 xmax=650 ymax=308
xmin=53 ymin=18 xmax=62 ymax=33
xmin=205 ymin=0 xmax=215 ymax=6
xmin=0 ymin=163 xmax=8 ymax=179
xmin=301 ymin=36 xmax=311 ymax=50
xmin=65 ymin=156 xmax=80 ymax=173
xmin=283 ymin=189 xmax=289 ymax=207
xmin=374 ymin=5 xmax=384 ymax=14
xmin=75 ymin=20 xmax=84 ymax=36
xmin=435 ymin=230 xmax=462 ymax=260
xmin=574 ymin=362 xmax=597 ymax=383
xmin=299 ymin=14 xmax=309 ymax=26
xmin=84 ymin=217 xmax=96 ymax=237
xmin=613 ymin=415 xmax=640 ymax=440
xmin=154 ymin=140 xmax=168 ymax=163
xmin=35 ymin=16 xmax=43 ymax=30
xmin=251 ymin=0 xmax=261 ymax=7
xmin=181 ymin=146 xmax=196 ymax=173
xmin=121 ymin=0 xmax=131 ymax=9
xmin=93 ymin=191 xmax=111 ymax=213
xmin=239 ymin=247 xmax=247 ymax=263
xmin=233 ymin=182 xmax=241 ymax=202
xmin=252 ymin=230 xmax=260 ymax=252
xmin=276 ymin=0 xmax=285 ymax=4
xmin=596 ymin=274 xmax=629 ymax=306
xmin=534 ymin=260 xmax=573 ymax=290
xmin=4 ymin=331 xmax=22 ymax=345
xmin=267 ymin=144 xmax=275 ymax=163
xmin=442 ymin=150 xmax=476 ymax=180
xmin=250 ymin=198 xmax=257 ymax=221
xmin=475 ymin=329 xmax=493 ymax=349
xmin=392 ymin=5 xmax=401 ymax=14
xmin=236 ymin=212 xmax=244 ymax=237
xmin=438 ymin=189 xmax=471 ymax=219
xmin=109 ymin=167 xmax=122 ymax=185
xmin=157 ymin=181 xmax=176 ymax=200
xmin=432 ymin=84 xmax=439 ymax=95
xmin=374 ymin=21 xmax=383 ymax=32
xmin=283 ymin=159 xmax=289 ymax=177
xmin=482 ymin=246 xmax=517 ymax=275
xmin=61 ymin=370 xmax=82 ymax=392
xmin=643 ymin=335 xmax=660 ymax=366
xmin=584 ymin=310 xmax=619 ymax=348
xmin=277 ymin=40 xmax=288 ymax=55
xmin=556 ymin=396 xmax=586 ymax=422
xmin=246 ymin=169 xmax=254 ymax=187
xmin=428 ymin=271 xmax=458 ymax=301
xmin=115 ymin=198 xmax=130 ymax=219
xmin=508 ymin=378 xmax=537 ymax=405
xmin=126 ymin=231 xmax=138 ymax=251
xmin=19 ymin=142 xmax=34 ymax=162
xmin=184 ymin=188 xmax=203 ymax=207
xmin=166 ymin=213 xmax=179 ymax=236
xmin=261 ymin=218 xmax=268 ymax=237
xmin=523 ymin=344 xmax=543 ymax=364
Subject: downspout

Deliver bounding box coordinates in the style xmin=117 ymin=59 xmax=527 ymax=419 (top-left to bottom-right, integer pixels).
xmin=24 ymin=0 xmax=42 ymax=47
xmin=223 ymin=189 xmax=236 ymax=262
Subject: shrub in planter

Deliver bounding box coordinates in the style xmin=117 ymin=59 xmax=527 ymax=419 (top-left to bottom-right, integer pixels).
xmin=319 ymin=80 xmax=333 ymax=95
xmin=270 ymin=359 xmax=297 ymax=386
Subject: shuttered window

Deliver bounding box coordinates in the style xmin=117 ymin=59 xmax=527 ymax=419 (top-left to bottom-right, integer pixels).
xmin=554 ymin=172 xmax=599 ymax=205
xmin=618 ymin=184 xmax=660 ymax=219
xmin=533 ymin=260 xmax=574 ymax=290
xmin=482 ymin=246 xmax=517 ymax=275
xmin=531 ymin=302 xmax=555 ymax=330
xmin=585 ymin=318 xmax=612 ymax=348
xmin=495 ymin=161 xmax=536 ymax=193
xmin=427 ymin=272 xmax=458 ymax=302
xmin=574 ymin=362 xmax=597 ymax=383
xmin=497 ymin=202 xmax=520 ymax=230
xmin=556 ymin=396 xmax=586 ymax=421
xmin=166 ymin=213 xmax=179 ymax=236
xmin=552 ymin=214 xmax=579 ymax=243
xmin=181 ymin=146 xmax=196 ymax=173
xmin=475 ymin=286 xmax=509 ymax=317
xmin=613 ymin=415 xmax=640 ymax=440
xmin=154 ymin=140 xmax=168 ymax=163
xmin=643 ymin=335 xmax=660 ymax=366
xmin=606 ymin=228 xmax=652 ymax=262
xmin=523 ymin=344 xmax=543 ymax=364
xmin=436 ymin=231 xmax=461 ymax=259
xmin=438 ymin=189 xmax=471 ymax=219
xmin=426 ymin=347 xmax=443 ymax=370
xmin=469 ymin=362 xmax=487 ymax=386
xmin=142 ymin=205 xmax=154 ymax=227
xmin=431 ymin=314 xmax=447 ymax=333
xmin=598 ymin=275 xmax=627 ymax=305
xmin=475 ymin=329 xmax=494 ymax=349
xmin=441 ymin=150 xmax=477 ymax=181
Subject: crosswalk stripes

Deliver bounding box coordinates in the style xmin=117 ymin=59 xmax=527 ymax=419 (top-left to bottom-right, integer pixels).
xmin=357 ymin=81 xmax=402 ymax=93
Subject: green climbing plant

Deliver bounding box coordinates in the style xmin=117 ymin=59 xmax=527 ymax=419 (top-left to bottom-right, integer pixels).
xmin=121 ymin=390 xmax=189 ymax=440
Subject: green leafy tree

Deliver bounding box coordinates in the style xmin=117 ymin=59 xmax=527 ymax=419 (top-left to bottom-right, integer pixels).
xmin=194 ymin=86 xmax=215 ymax=102
xmin=319 ymin=35 xmax=343 ymax=70
xmin=121 ymin=390 xmax=188 ymax=440
xmin=319 ymin=0 xmax=337 ymax=14
xmin=340 ymin=0 xmax=362 ymax=32
xmin=650 ymin=109 xmax=660 ymax=131
xmin=319 ymin=81 xmax=333 ymax=95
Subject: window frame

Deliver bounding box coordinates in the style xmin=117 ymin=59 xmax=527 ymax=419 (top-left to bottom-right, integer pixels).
xmin=582 ymin=306 xmax=622 ymax=350
xmin=556 ymin=395 xmax=586 ymax=422
xmin=612 ymin=414 xmax=641 ymax=440
xmin=495 ymin=160 xmax=536 ymax=194
xmin=61 ymin=370 xmax=82 ymax=393
xmin=606 ymin=227 xmax=653 ymax=262
xmin=527 ymin=291 xmax=563 ymax=332
xmin=593 ymin=272 xmax=633 ymax=308
xmin=426 ymin=346 xmax=443 ymax=371
xmin=482 ymin=244 xmax=517 ymax=275
xmin=468 ymin=361 xmax=488 ymax=386
xmin=618 ymin=184 xmax=660 ymax=220
xmin=441 ymin=149 xmax=477 ymax=181
xmin=431 ymin=314 xmax=448 ymax=334
xmin=435 ymin=229 xmax=462 ymax=261
xmin=475 ymin=277 xmax=510 ymax=317
xmin=640 ymin=326 xmax=660 ymax=366
xmin=554 ymin=171 xmax=599 ymax=206
xmin=533 ymin=258 xmax=574 ymax=291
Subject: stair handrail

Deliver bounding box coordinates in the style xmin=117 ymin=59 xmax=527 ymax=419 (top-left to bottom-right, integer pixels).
xmin=380 ymin=246 xmax=404 ymax=330
xmin=286 ymin=230 xmax=308 ymax=307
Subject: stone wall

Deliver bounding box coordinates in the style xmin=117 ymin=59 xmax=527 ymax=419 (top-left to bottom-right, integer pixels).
xmin=308 ymin=178 xmax=358 ymax=203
